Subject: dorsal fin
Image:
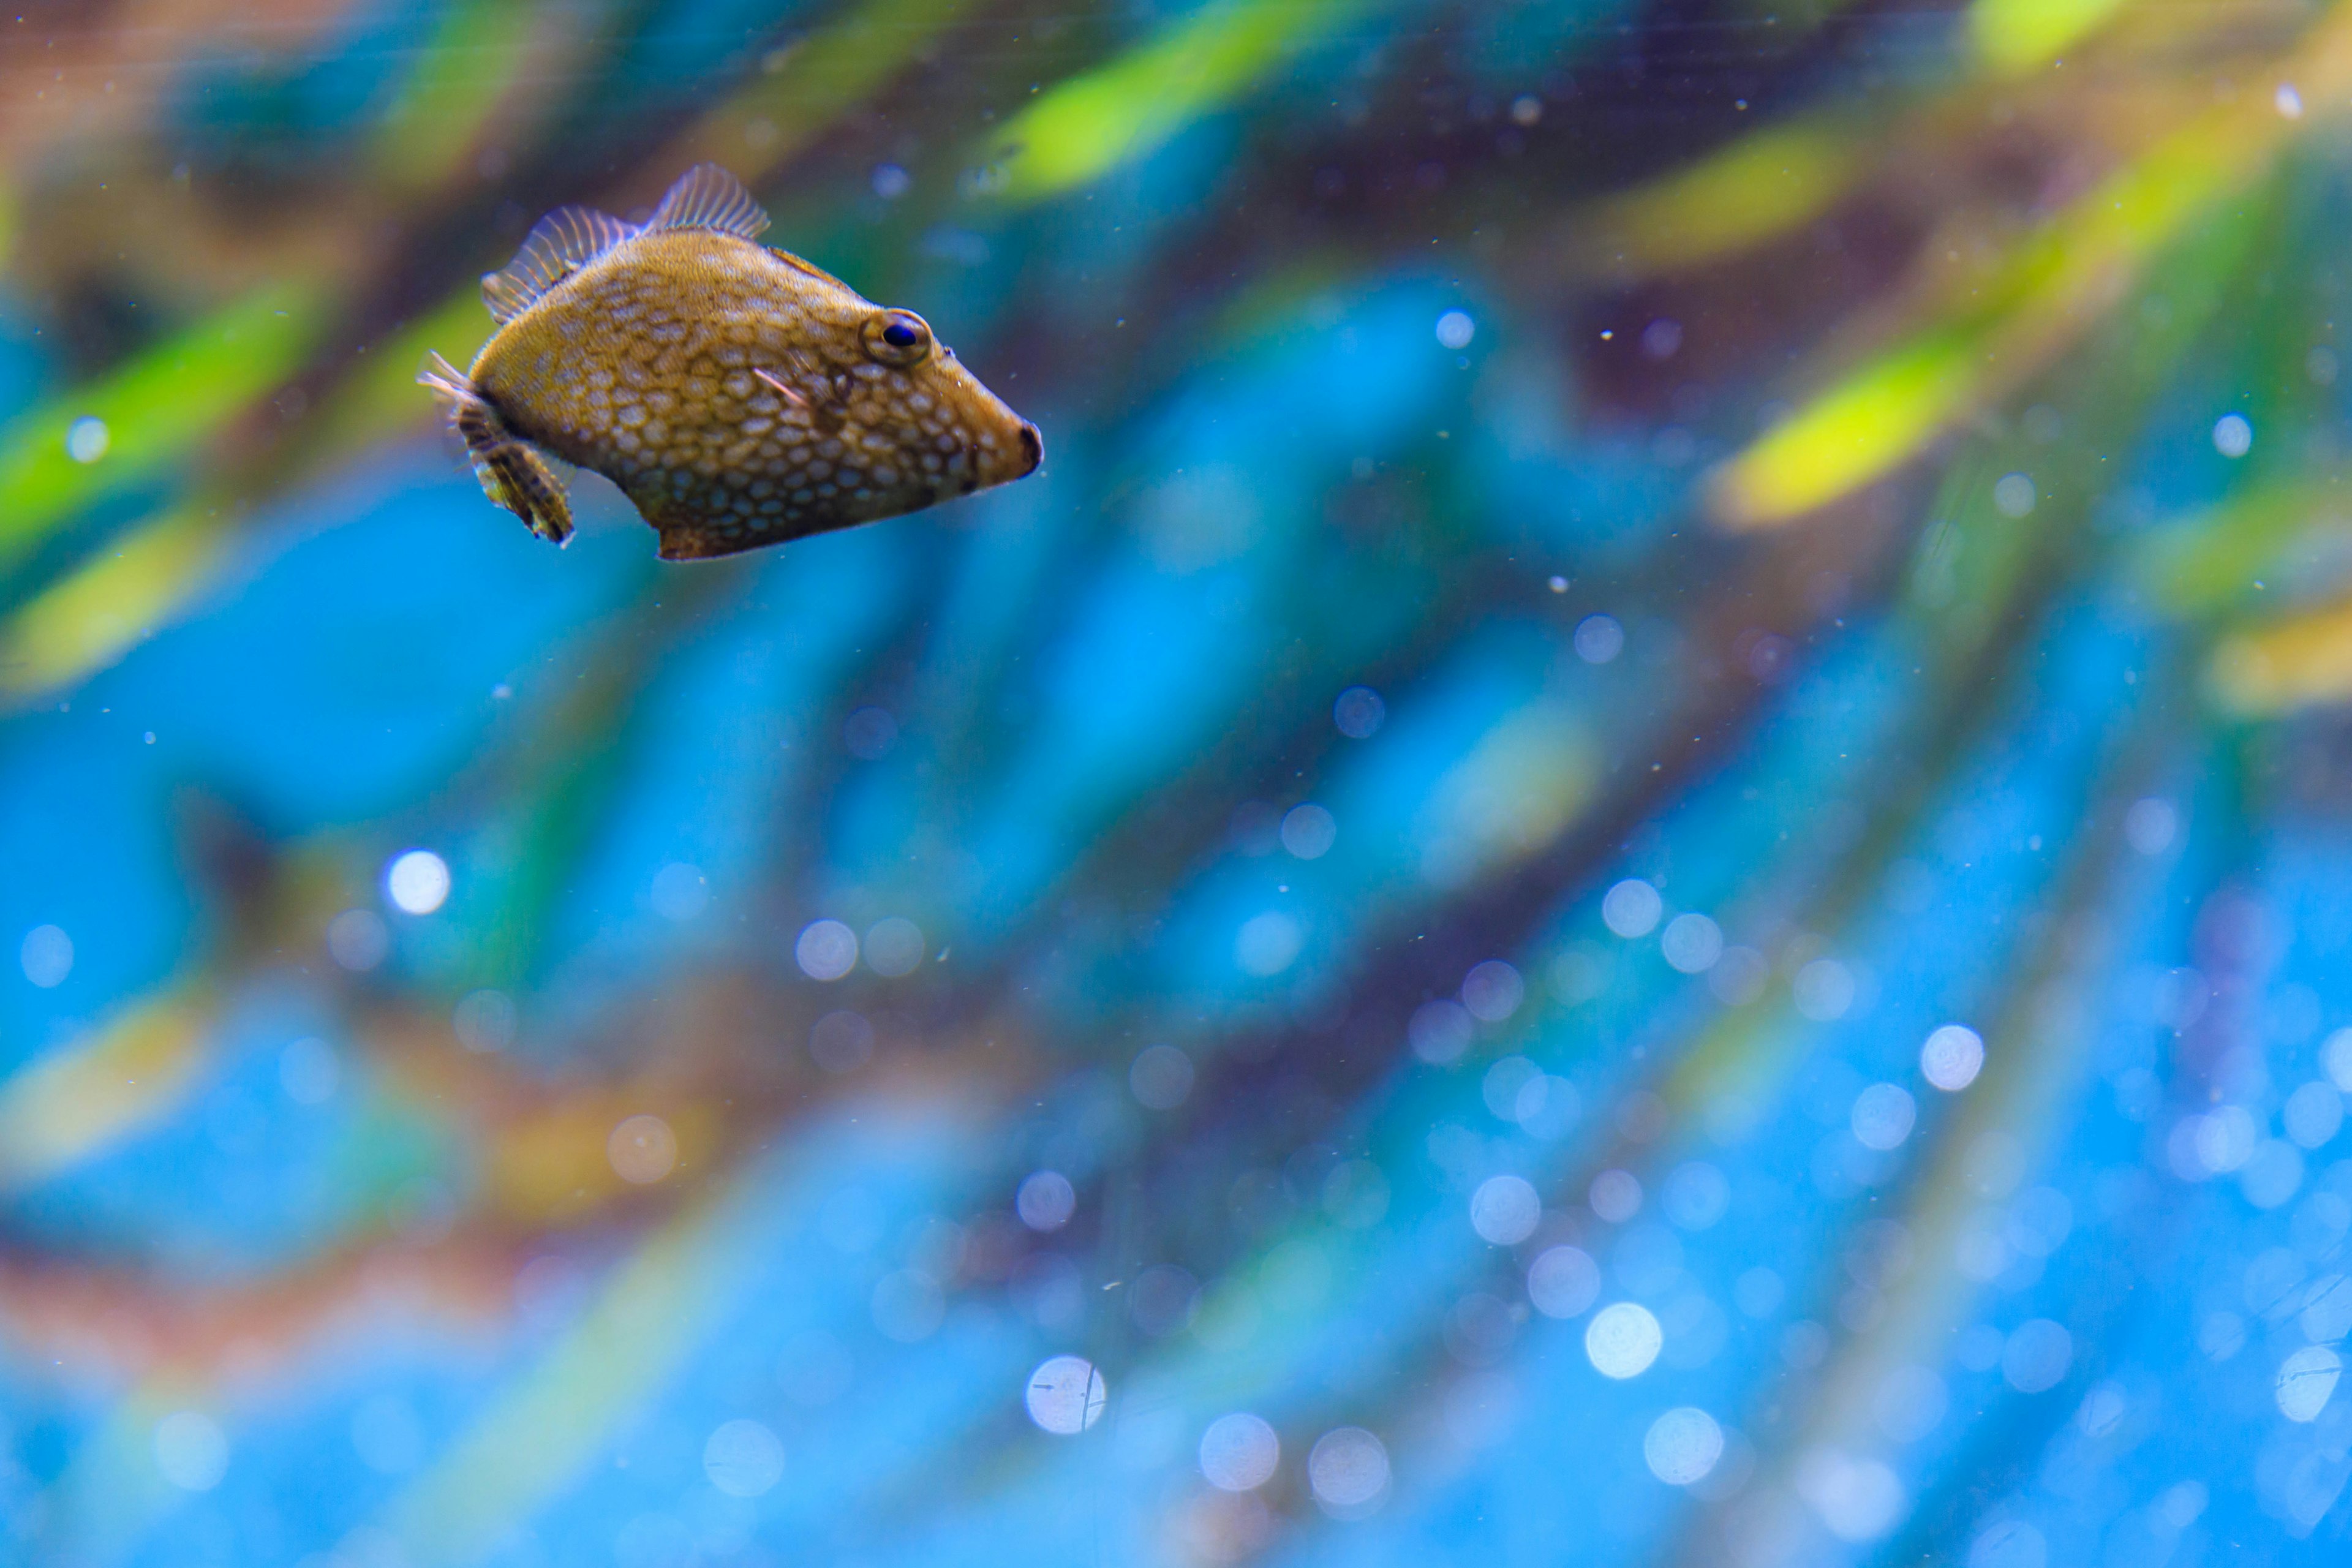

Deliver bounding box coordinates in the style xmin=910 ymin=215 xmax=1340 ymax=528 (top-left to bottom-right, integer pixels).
xmin=481 ymin=205 xmax=636 ymax=325
xmin=646 ymin=164 xmax=769 ymax=241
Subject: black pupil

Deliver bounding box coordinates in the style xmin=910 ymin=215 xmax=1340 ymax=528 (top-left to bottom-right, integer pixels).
xmin=883 ymin=319 xmax=921 ymax=348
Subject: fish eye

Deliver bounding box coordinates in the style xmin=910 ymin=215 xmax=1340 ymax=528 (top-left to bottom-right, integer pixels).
xmin=863 ymin=309 xmax=933 ymax=366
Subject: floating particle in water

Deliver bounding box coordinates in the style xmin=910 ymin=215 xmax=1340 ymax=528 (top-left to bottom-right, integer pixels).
xmin=386 ymin=850 xmax=450 ymax=915
xmin=796 ymin=919 xmax=858 ymax=979
xmin=2214 ymin=414 xmax=2253 ymax=458
xmin=1017 ymin=1169 xmax=1076 ymax=1231
xmin=1586 ymin=1302 xmax=1663 ymax=1378
xmin=1645 ymin=1408 xmax=1722 ymax=1484
xmin=1469 ymin=1175 xmax=1540 ymax=1244
xmin=1660 ymin=913 xmax=1722 ymax=974
xmin=1435 ymin=310 xmax=1476 ymax=350
xmin=650 ymin=862 xmax=707 ymax=921
xmin=864 ymin=916 xmax=925 ymax=976
xmin=1969 ymin=1520 xmax=2047 ymax=1568
xmin=1200 ymin=1412 xmax=1280 ymax=1491
xmin=1921 ymin=1023 xmax=1985 ymax=1090
xmin=153 ymin=1411 xmax=228 ymax=1492
xmin=704 ymin=1419 xmax=786 ymax=1497
xmin=64 ymin=416 xmax=108 ymax=464
xmin=1333 ymin=685 xmax=1386 ymax=739
xmin=1280 ymin=804 xmax=1336 ymax=860
xmin=1025 ymin=1355 xmax=1106 ymax=1434
xmin=1602 ymin=879 xmax=1661 ymax=938
xmin=608 ymin=1114 xmax=677 ymax=1184
xmin=1575 ymin=613 xmax=1625 ymax=664
xmin=1306 ymin=1427 xmax=1389 ymax=1513
xmin=1460 ymin=959 xmax=1523 ymax=1021
xmin=1527 ymin=1245 xmax=1600 ymax=1319
xmin=280 ymin=1038 xmax=339 ymax=1104
xmin=1131 ymin=1044 xmax=1196 ymax=1109
xmin=1992 ymin=473 xmax=2036 ymax=518
xmin=18 ymin=924 xmax=70 ymax=988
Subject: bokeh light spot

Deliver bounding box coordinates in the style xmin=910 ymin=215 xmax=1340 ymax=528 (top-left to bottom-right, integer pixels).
xmin=1409 ymin=999 xmax=1474 ymax=1063
xmin=1992 ymin=473 xmax=2036 ymax=517
xmin=65 ymin=415 xmax=109 ymax=463
xmin=809 ymin=1009 xmax=875 ymax=1072
xmin=1469 ymin=1174 xmax=1540 ymax=1244
xmin=864 ymin=916 xmax=926 ymax=976
xmin=1333 ymin=685 xmax=1386 ymax=739
xmin=1280 ymin=803 xmax=1337 ymax=859
xmin=1460 ymin=959 xmax=1523 ymax=1021
xmin=1235 ymin=910 xmax=1303 ymax=976
xmin=1131 ymin=1044 xmax=1196 ymax=1109
xmin=2278 ymin=1345 xmax=2342 ymax=1423
xmin=1306 ymin=1427 xmax=1389 ymax=1513
xmin=704 ymin=1418 xmax=786 ymax=1497
xmin=1017 ymin=1169 xmax=1076 ymax=1231
xmin=1025 ymin=1355 xmax=1106 ymax=1434
xmin=279 ymin=1037 xmax=339 ymax=1104
xmin=1643 ymin=1407 xmax=1722 ymax=1484
xmin=650 ymin=862 xmax=707 ymax=921
xmin=153 ymin=1411 xmax=228 ymax=1491
xmin=2001 ymin=1319 xmax=2073 ymax=1393
xmin=326 ymin=909 xmax=388 ymax=971
xmin=1851 ymin=1084 xmax=1917 ymax=1150
xmin=1586 ymin=1302 xmax=1664 ymax=1378
xmin=1602 ymin=879 xmax=1661 ymax=938
xmin=1199 ymin=1412 xmax=1280 ymax=1491
xmin=796 ymin=919 xmax=858 ymax=979
xmin=1527 ymin=1245 xmax=1600 ymax=1319
xmin=18 ymin=924 xmax=71 ymax=988
xmin=1660 ymin=913 xmax=1722 ymax=973
xmin=1435 ymin=310 xmax=1476 ymax=349
xmin=385 ymin=850 xmax=450 ymax=915
xmin=1575 ymin=614 xmax=1625 ymax=664
xmin=453 ymin=989 xmax=516 ymax=1052
xmin=608 ymin=1114 xmax=678 ymax=1184
xmin=1921 ymin=1023 xmax=1985 ymax=1090
xmin=2214 ymin=413 xmax=2253 ymax=458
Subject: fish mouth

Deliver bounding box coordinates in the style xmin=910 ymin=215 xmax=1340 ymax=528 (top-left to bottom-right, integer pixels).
xmin=1017 ymin=421 xmax=1043 ymax=476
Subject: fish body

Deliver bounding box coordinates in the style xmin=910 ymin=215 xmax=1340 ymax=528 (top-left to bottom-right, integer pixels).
xmin=420 ymin=165 xmax=1041 ymax=560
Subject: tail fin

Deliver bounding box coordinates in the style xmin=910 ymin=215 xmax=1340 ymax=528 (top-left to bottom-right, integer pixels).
xmin=417 ymin=352 xmax=573 ymax=546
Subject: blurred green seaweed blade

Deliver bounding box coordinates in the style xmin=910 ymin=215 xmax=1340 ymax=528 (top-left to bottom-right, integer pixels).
xmin=9 ymin=1 xmax=2352 ymax=1566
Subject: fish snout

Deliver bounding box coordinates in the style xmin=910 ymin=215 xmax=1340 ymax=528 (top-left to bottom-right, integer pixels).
xmin=1017 ymin=421 xmax=1043 ymax=477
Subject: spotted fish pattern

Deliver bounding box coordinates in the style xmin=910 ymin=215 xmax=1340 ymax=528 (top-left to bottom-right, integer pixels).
xmin=420 ymin=165 xmax=1042 ymax=561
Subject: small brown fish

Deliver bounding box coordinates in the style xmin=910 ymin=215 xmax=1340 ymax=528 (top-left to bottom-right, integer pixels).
xmin=420 ymin=164 xmax=1041 ymax=561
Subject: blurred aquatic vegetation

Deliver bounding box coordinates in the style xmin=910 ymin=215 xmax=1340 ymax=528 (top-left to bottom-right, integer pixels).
xmin=9 ymin=0 xmax=2352 ymax=1564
